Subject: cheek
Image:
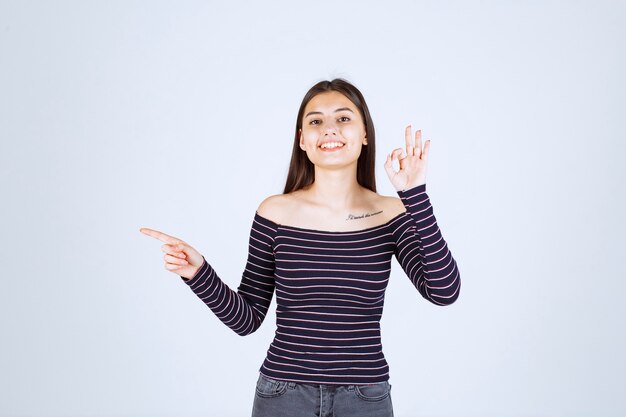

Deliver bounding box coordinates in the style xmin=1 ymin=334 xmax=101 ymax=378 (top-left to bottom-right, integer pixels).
xmin=341 ymin=124 xmax=364 ymax=138
xmin=302 ymin=131 xmax=317 ymax=143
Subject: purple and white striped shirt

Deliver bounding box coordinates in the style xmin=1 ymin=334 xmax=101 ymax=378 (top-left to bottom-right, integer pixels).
xmin=181 ymin=183 xmax=460 ymax=385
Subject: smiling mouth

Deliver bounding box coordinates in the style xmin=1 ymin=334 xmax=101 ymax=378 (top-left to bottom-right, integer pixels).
xmin=318 ymin=142 xmax=345 ymax=150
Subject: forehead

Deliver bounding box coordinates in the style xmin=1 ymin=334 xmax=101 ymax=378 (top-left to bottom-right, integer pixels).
xmin=305 ymin=91 xmax=355 ymax=112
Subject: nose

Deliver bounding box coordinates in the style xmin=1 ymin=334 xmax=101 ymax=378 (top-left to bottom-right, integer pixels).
xmin=323 ymin=123 xmax=338 ymax=136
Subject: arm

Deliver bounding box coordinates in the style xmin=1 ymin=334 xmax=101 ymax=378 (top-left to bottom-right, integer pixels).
xmin=179 ymin=213 xmax=277 ymax=335
xmin=392 ymin=183 xmax=461 ymax=306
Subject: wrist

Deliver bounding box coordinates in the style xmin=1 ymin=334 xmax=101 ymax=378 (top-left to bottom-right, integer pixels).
xmin=398 ymin=182 xmax=426 ymax=192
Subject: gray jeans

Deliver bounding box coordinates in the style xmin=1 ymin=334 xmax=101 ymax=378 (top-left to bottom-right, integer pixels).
xmin=251 ymin=373 xmax=394 ymax=417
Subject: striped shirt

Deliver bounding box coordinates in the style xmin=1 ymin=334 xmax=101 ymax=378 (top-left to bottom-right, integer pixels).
xmin=181 ymin=183 xmax=460 ymax=385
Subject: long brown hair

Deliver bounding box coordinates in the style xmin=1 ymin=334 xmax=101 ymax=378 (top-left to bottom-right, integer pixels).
xmin=283 ymin=78 xmax=377 ymax=194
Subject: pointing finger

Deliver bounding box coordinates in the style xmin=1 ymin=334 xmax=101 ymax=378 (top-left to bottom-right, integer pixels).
xmin=139 ymin=227 xmax=184 ymax=245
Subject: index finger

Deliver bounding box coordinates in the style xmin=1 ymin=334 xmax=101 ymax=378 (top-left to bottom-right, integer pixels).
xmin=139 ymin=227 xmax=184 ymax=245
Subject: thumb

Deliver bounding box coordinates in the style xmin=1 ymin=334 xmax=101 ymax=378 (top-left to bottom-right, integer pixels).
xmin=173 ymin=242 xmax=204 ymax=267
xmin=384 ymin=153 xmax=396 ymax=179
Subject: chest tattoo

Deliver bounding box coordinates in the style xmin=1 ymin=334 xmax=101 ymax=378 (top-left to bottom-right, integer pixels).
xmin=345 ymin=210 xmax=384 ymax=222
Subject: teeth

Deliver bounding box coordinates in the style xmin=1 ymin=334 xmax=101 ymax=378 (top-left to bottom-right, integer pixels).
xmin=320 ymin=142 xmax=344 ymax=149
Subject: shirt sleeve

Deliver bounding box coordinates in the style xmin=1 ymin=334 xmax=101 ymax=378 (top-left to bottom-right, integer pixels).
xmin=179 ymin=212 xmax=278 ymax=335
xmin=392 ymin=183 xmax=461 ymax=306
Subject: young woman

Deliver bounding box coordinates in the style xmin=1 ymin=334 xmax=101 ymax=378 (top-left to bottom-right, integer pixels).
xmin=140 ymin=78 xmax=461 ymax=417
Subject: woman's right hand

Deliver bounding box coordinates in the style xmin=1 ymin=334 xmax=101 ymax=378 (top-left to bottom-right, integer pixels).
xmin=139 ymin=227 xmax=204 ymax=280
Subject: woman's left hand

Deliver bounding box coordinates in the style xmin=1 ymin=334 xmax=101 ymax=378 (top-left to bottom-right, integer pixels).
xmin=384 ymin=125 xmax=430 ymax=192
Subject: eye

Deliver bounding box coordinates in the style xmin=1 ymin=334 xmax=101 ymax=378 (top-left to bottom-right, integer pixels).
xmin=309 ymin=116 xmax=350 ymax=125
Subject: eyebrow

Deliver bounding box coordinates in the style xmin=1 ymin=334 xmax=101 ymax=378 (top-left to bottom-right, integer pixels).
xmin=305 ymin=107 xmax=354 ymax=118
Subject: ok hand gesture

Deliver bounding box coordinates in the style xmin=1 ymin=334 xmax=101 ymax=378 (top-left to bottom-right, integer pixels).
xmin=384 ymin=125 xmax=430 ymax=192
xmin=139 ymin=227 xmax=204 ymax=280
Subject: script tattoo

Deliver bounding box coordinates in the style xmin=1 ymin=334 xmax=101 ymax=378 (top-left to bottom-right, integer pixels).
xmin=345 ymin=210 xmax=383 ymax=221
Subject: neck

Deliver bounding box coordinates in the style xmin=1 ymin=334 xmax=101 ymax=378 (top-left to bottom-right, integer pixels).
xmin=305 ymin=165 xmax=364 ymax=210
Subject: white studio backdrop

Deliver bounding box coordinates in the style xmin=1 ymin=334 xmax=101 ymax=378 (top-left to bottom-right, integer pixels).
xmin=1 ymin=1 xmax=625 ymax=416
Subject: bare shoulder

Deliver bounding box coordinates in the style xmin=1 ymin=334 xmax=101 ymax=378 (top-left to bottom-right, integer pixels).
xmin=378 ymin=194 xmax=407 ymax=219
xmin=360 ymin=188 xmax=406 ymax=221
xmin=256 ymin=193 xmax=292 ymax=224
xmin=256 ymin=188 xmax=406 ymax=228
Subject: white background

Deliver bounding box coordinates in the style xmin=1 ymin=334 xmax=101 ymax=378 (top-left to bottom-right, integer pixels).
xmin=1 ymin=1 xmax=625 ymax=416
